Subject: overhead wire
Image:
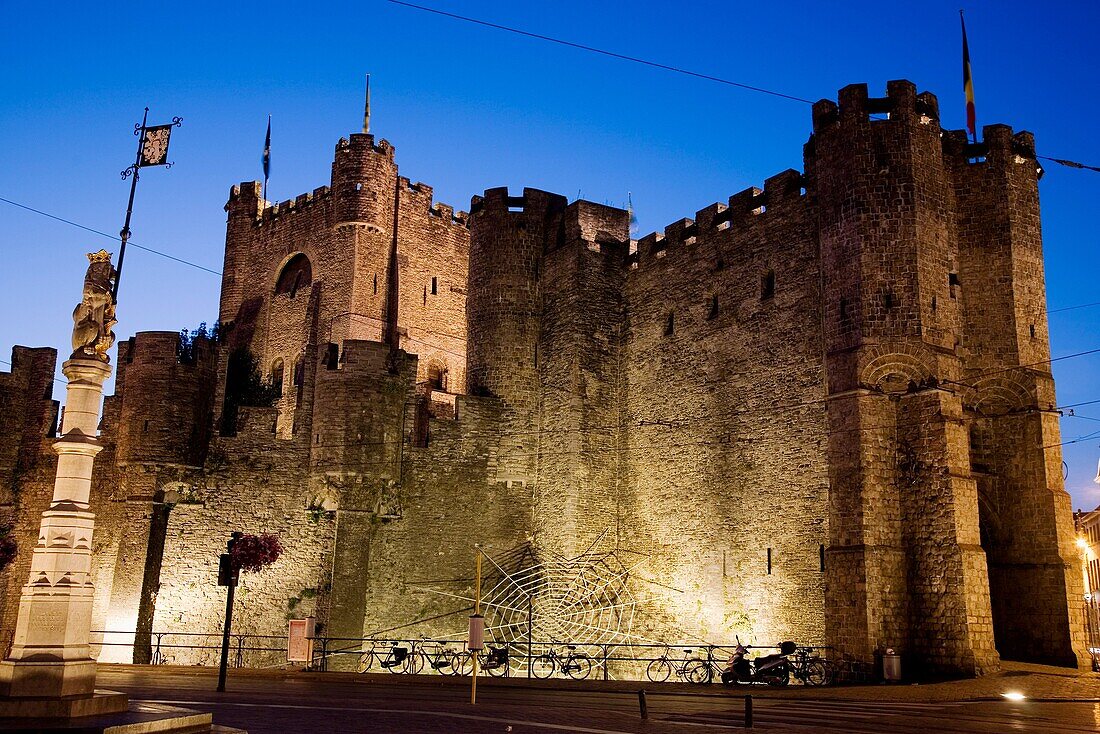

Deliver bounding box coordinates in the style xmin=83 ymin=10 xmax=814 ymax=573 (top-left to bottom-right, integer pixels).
xmin=0 ymin=196 xmax=222 ymax=277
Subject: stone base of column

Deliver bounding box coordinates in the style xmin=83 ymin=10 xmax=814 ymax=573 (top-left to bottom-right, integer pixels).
xmin=0 ymin=700 xmax=247 ymax=733
xmin=0 ymin=686 xmax=127 ymax=718
xmin=0 ymin=659 xmax=105 ymax=701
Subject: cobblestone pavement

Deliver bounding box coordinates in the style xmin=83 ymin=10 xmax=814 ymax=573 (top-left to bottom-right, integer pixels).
xmin=96 ymin=664 xmax=1100 ymax=733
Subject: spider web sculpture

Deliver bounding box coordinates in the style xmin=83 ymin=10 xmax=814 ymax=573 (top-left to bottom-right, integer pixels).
xmin=408 ymin=531 xmax=663 ymax=676
xmin=479 ymin=542 xmax=642 ymax=649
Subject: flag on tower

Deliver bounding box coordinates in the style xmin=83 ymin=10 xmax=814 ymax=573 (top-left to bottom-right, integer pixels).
xmin=262 ymin=115 xmax=271 ymax=199
xmin=961 ymin=11 xmax=977 ymax=142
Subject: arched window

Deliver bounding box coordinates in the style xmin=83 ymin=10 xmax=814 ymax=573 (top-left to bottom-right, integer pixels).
xmin=271 ymin=358 xmax=284 ymax=398
xmin=428 ymin=364 xmax=446 ymax=391
xmin=275 ymin=254 xmax=313 ymax=298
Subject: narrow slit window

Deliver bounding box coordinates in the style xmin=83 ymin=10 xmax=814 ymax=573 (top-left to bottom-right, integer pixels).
xmin=664 ymin=312 xmax=675 ymax=336
xmin=767 ymin=547 xmax=773 ymax=575
xmin=819 ymin=544 xmax=825 ymax=572
xmin=271 ymin=359 xmax=284 ymax=398
xmin=431 ymin=277 xmax=438 ymax=295
xmin=707 ymin=295 xmax=719 ymax=320
xmin=839 ymin=298 xmax=849 ymax=319
xmin=761 ymin=270 xmax=776 ymax=300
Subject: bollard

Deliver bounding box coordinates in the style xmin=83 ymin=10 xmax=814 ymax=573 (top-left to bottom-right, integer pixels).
xmin=638 ymin=689 xmax=648 ymax=719
xmin=744 ymin=694 xmax=752 ymax=728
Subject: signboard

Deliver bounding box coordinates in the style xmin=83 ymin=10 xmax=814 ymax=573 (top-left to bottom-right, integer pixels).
xmin=468 ymin=614 xmax=484 ymax=651
xmin=287 ymin=617 xmax=316 ymax=663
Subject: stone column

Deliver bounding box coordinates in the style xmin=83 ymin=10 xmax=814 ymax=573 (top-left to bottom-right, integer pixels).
xmin=0 ymin=357 xmax=111 ymax=698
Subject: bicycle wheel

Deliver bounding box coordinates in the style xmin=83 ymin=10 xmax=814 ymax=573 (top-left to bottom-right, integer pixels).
xmin=440 ymin=650 xmax=461 ymax=675
xmin=684 ymin=659 xmax=712 ymax=684
xmin=404 ymin=649 xmax=424 ymax=675
xmin=355 ymin=652 xmax=375 ymax=674
xmin=646 ymin=658 xmax=673 ymax=682
xmin=565 ymin=655 xmax=592 ymax=680
xmin=386 ymin=649 xmax=407 ymax=674
xmin=485 ymin=653 xmax=509 ymax=677
xmin=531 ymin=654 xmax=556 ymax=679
xmin=764 ymin=664 xmax=790 ymax=687
xmin=455 ymin=651 xmax=474 ymax=676
xmin=804 ymin=659 xmax=828 ymax=686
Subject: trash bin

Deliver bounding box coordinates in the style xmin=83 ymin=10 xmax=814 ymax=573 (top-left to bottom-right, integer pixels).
xmin=882 ymin=648 xmax=901 ymax=682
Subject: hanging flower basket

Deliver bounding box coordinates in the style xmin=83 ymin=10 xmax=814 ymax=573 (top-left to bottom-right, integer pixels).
xmin=229 ymin=533 xmax=282 ymax=573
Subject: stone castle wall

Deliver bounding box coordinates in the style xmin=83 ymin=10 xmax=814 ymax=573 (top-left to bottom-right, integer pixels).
xmin=0 ymin=80 xmax=1087 ymax=676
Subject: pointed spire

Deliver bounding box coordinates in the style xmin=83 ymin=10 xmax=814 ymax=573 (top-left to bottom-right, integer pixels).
xmin=363 ymin=74 xmax=371 ymax=134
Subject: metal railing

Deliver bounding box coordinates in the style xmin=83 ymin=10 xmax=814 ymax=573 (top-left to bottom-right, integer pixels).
xmin=92 ymin=630 xmax=873 ymax=684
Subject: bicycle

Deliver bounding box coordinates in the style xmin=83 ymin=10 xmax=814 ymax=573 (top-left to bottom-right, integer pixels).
xmin=456 ymin=645 xmax=510 ymax=677
xmin=646 ymin=647 xmax=709 ymax=684
xmin=789 ymin=646 xmax=834 ymax=686
xmin=417 ymin=638 xmax=464 ymax=676
xmin=531 ymin=645 xmax=593 ymax=680
xmin=356 ymin=640 xmax=413 ymax=674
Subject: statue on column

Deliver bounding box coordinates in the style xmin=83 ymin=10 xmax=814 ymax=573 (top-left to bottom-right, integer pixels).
xmin=70 ymin=250 xmax=117 ymax=362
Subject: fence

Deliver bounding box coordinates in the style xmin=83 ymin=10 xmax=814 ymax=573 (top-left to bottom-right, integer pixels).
xmin=91 ymin=631 xmax=874 ymax=684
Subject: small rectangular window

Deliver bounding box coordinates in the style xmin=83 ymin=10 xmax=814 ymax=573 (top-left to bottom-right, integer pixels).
xmin=707 ymin=295 xmax=719 ymax=320
xmin=761 ymin=270 xmax=775 ymax=300
xmin=431 ymin=277 xmax=438 ymax=295
xmin=839 ymin=298 xmax=849 ymax=319
xmin=767 ymin=547 xmax=773 ymax=575
xmin=664 ymin=312 xmax=674 ymax=336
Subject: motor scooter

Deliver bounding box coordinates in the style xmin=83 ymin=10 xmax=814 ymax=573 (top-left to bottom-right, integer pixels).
xmin=720 ymin=638 xmax=796 ymax=687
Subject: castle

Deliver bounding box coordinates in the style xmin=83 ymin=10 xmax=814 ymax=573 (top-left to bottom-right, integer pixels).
xmin=0 ymin=80 xmax=1089 ymax=676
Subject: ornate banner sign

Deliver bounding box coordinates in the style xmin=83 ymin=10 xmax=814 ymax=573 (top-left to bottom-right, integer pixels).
xmin=139 ymin=123 xmax=175 ymax=167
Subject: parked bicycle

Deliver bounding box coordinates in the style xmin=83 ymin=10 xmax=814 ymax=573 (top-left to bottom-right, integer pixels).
xmin=789 ymin=646 xmax=834 ymax=686
xmin=531 ymin=645 xmax=593 ymax=679
xmin=410 ymin=637 xmax=467 ymax=676
xmin=457 ymin=645 xmax=510 ymax=677
xmin=646 ymin=647 xmax=709 ymax=684
xmin=356 ymin=640 xmax=412 ymax=674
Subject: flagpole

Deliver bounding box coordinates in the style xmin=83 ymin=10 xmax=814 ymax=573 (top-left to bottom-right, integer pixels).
xmin=113 ymin=107 xmax=149 ymax=303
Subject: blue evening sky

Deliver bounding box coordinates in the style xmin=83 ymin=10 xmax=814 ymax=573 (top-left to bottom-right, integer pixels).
xmin=1 ymin=1 xmax=1098 ymax=508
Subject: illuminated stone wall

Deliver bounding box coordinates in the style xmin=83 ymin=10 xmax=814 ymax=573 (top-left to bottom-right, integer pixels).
xmin=0 ymin=80 xmax=1087 ymax=675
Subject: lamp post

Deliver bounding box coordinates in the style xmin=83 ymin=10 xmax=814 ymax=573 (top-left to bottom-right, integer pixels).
xmin=217 ymin=532 xmax=242 ymax=692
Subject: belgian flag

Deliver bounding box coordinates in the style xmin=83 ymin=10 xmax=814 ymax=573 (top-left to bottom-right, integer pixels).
xmin=961 ymin=11 xmax=976 ymax=142
xmin=262 ymin=114 xmax=271 ymax=198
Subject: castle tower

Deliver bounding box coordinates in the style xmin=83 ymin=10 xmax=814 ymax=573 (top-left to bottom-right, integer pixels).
xmin=533 ymin=200 xmax=629 ymax=556
xmin=809 ymin=81 xmax=999 ymax=674
xmin=466 ymin=188 xmax=567 ymax=487
xmin=945 ymin=126 xmax=1087 ymax=667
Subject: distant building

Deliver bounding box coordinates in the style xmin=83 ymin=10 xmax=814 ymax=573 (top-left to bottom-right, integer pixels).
xmin=0 ymin=80 xmax=1091 ymax=676
xmin=1074 ymin=504 xmax=1100 ymax=669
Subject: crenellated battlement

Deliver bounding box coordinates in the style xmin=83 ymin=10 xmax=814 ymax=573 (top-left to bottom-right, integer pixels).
xmin=942 ymin=124 xmax=1039 ymax=171
xmin=469 ymin=186 xmax=569 ymax=219
xmin=631 ymin=168 xmax=806 ymax=270
xmin=335 ymin=133 xmax=395 ymax=159
xmin=114 ymin=331 xmax=218 ymax=467
xmin=398 ymin=176 xmax=469 ymax=228
xmin=811 ymin=80 xmax=940 ymax=132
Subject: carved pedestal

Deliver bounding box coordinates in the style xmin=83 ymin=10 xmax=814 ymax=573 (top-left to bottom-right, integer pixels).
xmin=0 ymin=358 xmax=123 ymax=711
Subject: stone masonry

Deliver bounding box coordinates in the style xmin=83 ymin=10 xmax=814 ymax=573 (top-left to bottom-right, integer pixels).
xmin=0 ymin=80 xmax=1088 ymax=676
